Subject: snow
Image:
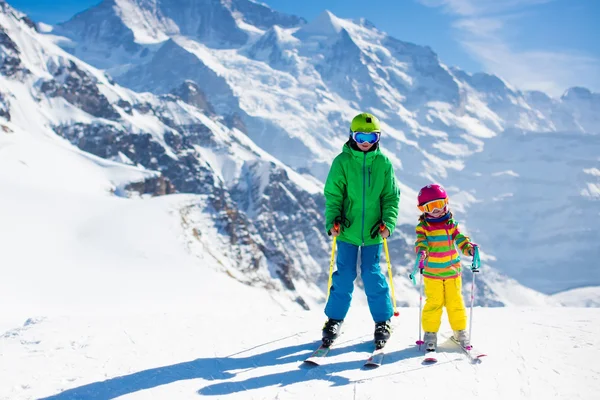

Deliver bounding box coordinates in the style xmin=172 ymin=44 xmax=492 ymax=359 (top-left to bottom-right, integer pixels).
xmin=0 ymin=128 xmax=595 ymax=385
xmin=36 ymin=22 xmax=53 ymax=33
xmin=2 ymin=306 xmax=599 ymax=399
xmin=584 ymin=168 xmax=600 ymax=177
xmin=1 ymin=123 xmax=596 ymax=400
xmin=448 ymin=130 xmax=600 ymax=293
xmin=2 ymin=114 xmax=592 ymax=400
xmin=113 ymin=0 xmax=176 ymax=44
xmin=2 ymin=4 xmax=600 ymax=396
xmin=553 ymin=287 xmax=600 ymax=307
xmin=295 ymin=10 xmax=344 ymax=38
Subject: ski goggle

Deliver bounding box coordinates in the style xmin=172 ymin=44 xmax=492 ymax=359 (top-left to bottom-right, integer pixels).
xmin=352 ymin=131 xmax=380 ymax=144
xmin=418 ymin=198 xmax=448 ymax=213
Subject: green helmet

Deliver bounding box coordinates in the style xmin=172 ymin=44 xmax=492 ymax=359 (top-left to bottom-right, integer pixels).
xmin=350 ymin=113 xmax=381 ymax=133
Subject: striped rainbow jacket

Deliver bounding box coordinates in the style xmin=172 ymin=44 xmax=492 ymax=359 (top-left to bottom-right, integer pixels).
xmin=414 ymin=217 xmax=474 ymax=279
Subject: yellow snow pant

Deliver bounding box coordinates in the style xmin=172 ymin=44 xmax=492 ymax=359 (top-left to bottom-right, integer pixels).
xmin=422 ymin=276 xmax=467 ymax=332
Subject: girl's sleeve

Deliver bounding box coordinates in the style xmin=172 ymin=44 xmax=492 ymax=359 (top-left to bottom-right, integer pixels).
xmin=380 ymin=161 xmax=400 ymax=235
xmin=324 ymin=156 xmax=346 ymax=235
xmin=452 ymin=222 xmax=473 ymax=255
xmin=415 ymin=222 xmax=429 ymax=253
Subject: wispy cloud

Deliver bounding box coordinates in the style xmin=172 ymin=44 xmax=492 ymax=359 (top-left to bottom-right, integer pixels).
xmin=419 ymin=0 xmax=600 ymax=96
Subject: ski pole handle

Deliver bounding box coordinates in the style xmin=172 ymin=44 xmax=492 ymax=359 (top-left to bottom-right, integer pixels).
xmin=471 ymin=245 xmax=481 ymax=272
xmin=330 ymin=222 xmax=341 ymax=237
xmin=379 ymin=223 xmax=389 ymax=238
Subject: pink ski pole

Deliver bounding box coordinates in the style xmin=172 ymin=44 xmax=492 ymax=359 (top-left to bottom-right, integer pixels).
xmin=412 ymin=254 xmax=425 ymax=349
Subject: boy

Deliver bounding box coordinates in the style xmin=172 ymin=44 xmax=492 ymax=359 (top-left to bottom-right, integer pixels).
xmin=322 ymin=112 xmax=400 ymax=347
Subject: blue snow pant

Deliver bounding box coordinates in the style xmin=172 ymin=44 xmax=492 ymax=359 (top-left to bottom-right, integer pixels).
xmin=324 ymin=240 xmax=393 ymax=323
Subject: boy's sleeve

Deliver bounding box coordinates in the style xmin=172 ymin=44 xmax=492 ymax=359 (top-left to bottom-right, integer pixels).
xmin=324 ymin=156 xmax=346 ymax=235
xmin=452 ymin=222 xmax=473 ymax=255
xmin=415 ymin=222 xmax=429 ymax=253
xmin=380 ymin=161 xmax=400 ymax=235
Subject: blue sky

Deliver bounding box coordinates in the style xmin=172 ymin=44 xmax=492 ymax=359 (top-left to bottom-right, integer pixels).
xmin=9 ymin=0 xmax=600 ymax=96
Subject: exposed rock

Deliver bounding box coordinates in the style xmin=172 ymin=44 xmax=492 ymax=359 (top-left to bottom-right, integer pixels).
xmin=170 ymin=80 xmax=216 ymax=115
xmin=0 ymin=26 xmax=30 ymax=77
xmin=125 ymin=175 xmax=176 ymax=196
xmin=40 ymin=61 xmax=120 ymax=120
xmin=117 ymin=99 xmax=133 ymax=115
xmin=0 ymin=91 xmax=10 ymax=121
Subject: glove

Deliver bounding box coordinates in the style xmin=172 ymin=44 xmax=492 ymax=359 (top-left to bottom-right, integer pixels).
xmin=468 ymin=243 xmax=479 ymax=256
xmin=418 ymin=251 xmax=427 ymax=273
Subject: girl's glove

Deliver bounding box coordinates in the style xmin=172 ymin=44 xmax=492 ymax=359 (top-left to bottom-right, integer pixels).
xmin=468 ymin=243 xmax=478 ymax=256
xmin=418 ymin=251 xmax=427 ymax=269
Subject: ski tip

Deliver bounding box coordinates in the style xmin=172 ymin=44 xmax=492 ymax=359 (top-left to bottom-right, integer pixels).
xmin=303 ymin=359 xmax=320 ymax=366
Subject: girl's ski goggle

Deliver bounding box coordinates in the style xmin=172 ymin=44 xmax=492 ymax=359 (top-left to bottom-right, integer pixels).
xmin=352 ymin=130 xmax=381 ymax=144
xmin=418 ymin=198 xmax=448 ymax=213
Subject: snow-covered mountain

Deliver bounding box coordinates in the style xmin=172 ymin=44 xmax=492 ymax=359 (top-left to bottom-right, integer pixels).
xmin=553 ymin=286 xmax=600 ymax=307
xmin=0 ymin=0 xmax=331 ymax=312
xmin=0 ymin=0 xmax=572 ymax=309
xmin=46 ymin=0 xmax=600 ymax=296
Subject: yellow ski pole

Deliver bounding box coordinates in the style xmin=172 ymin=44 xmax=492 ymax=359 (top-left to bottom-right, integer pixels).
xmin=326 ymin=222 xmax=340 ymax=300
xmin=381 ymin=224 xmax=400 ymax=317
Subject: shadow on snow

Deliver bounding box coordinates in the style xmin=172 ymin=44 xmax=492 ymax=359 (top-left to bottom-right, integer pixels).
xmin=39 ymin=335 xmax=453 ymax=399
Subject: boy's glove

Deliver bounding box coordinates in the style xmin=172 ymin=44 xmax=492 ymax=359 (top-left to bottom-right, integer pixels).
xmin=330 ymin=223 xmax=340 ymax=237
xmin=329 ymin=216 xmax=350 ymax=236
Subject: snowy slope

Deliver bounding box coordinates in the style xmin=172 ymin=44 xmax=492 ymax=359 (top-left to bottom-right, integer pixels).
xmin=48 ymin=0 xmax=600 ymax=295
xmin=553 ymin=287 xmax=600 ymax=307
xmin=0 ymin=0 xmax=336 ymax=311
xmin=2 ymin=305 xmax=599 ymax=399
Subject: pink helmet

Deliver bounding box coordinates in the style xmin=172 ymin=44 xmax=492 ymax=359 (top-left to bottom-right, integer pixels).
xmin=417 ymin=184 xmax=448 ymax=206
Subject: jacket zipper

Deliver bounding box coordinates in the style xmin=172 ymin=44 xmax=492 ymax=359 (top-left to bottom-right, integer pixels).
xmin=368 ymin=167 xmax=372 ymax=187
xmin=361 ymin=153 xmax=366 ymax=245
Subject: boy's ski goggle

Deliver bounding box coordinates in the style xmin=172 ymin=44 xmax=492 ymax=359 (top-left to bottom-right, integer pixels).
xmin=351 ymin=130 xmax=381 ymax=144
xmin=418 ymin=198 xmax=448 ymax=213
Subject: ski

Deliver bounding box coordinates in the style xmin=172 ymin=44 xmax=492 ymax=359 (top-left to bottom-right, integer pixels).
xmin=449 ymin=336 xmax=487 ymax=363
xmin=423 ymin=350 xmax=438 ymax=364
xmin=303 ymin=343 xmax=331 ymax=365
xmin=364 ymin=346 xmax=385 ymax=368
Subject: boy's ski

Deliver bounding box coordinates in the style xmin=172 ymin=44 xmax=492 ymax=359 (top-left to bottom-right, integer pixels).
xmin=364 ymin=346 xmax=385 ymax=367
xmin=449 ymin=337 xmax=487 ymax=363
xmin=303 ymin=344 xmax=331 ymax=365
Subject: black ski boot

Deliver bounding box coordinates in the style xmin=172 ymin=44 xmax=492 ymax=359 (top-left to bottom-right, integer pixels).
xmin=322 ymin=319 xmax=343 ymax=347
xmin=374 ymin=320 xmax=392 ymax=349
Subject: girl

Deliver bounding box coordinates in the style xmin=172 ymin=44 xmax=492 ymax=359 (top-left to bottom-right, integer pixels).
xmin=415 ymin=184 xmax=476 ymax=351
xmin=322 ymin=112 xmax=400 ymax=347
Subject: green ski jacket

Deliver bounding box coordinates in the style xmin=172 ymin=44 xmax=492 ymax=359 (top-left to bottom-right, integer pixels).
xmin=324 ymin=143 xmax=400 ymax=246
